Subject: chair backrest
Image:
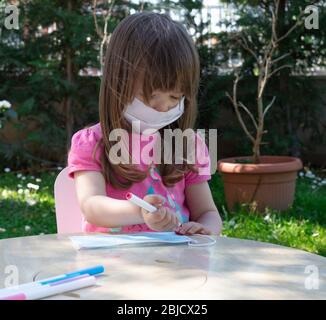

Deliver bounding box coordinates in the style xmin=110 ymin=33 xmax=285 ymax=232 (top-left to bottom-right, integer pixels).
xmin=54 ymin=167 xmax=83 ymax=234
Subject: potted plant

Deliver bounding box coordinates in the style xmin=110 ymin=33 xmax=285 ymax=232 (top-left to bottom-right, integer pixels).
xmin=217 ymin=1 xmax=305 ymax=213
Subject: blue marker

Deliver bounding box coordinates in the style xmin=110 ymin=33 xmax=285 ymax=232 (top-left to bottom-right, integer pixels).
xmin=40 ymin=265 xmax=104 ymax=285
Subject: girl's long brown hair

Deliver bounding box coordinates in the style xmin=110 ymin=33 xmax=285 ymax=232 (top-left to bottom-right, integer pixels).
xmin=93 ymin=11 xmax=201 ymax=189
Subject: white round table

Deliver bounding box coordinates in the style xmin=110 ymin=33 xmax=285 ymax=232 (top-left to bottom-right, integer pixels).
xmin=0 ymin=234 xmax=325 ymax=299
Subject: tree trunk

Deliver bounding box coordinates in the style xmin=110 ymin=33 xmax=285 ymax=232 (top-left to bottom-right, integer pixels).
xmin=65 ymin=0 xmax=74 ymax=153
xmin=253 ymin=93 xmax=264 ymax=164
xmin=278 ymin=0 xmax=301 ymax=158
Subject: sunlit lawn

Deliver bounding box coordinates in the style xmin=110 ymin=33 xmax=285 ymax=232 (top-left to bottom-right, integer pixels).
xmin=0 ymin=168 xmax=325 ymax=256
xmin=210 ymin=170 xmax=326 ymax=257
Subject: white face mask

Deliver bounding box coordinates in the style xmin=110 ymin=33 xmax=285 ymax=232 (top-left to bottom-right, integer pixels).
xmin=124 ymin=96 xmax=185 ymax=134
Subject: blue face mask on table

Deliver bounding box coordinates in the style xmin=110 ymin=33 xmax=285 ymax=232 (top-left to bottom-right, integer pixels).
xmin=70 ymin=232 xmax=216 ymax=250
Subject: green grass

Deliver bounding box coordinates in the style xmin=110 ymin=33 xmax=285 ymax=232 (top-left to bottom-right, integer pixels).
xmin=209 ymin=172 xmax=326 ymax=256
xmin=0 ymin=171 xmax=58 ymax=238
xmin=0 ymin=169 xmax=325 ymax=256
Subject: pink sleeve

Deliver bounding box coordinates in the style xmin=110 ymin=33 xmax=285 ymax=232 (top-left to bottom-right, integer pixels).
xmin=67 ymin=127 xmax=103 ymax=179
xmin=184 ymin=132 xmax=211 ymax=186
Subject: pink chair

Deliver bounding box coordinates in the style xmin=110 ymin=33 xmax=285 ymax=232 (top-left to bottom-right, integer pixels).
xmin=54 ymin=167 xmax=83 ymax=234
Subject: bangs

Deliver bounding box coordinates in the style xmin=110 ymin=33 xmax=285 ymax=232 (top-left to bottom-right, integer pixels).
xmin=137 ymin=27 xmax=198 ymax=104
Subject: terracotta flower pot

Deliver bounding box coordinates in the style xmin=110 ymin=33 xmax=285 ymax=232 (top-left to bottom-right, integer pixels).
xmin=217 ymin=156 xmax=303 ymax=213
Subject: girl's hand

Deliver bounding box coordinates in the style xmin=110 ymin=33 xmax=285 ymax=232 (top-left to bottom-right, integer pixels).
xmin=141 ymin=194 xmax=180 ymax=232
xmin=175 ymin=221 xmax=213 ymax=235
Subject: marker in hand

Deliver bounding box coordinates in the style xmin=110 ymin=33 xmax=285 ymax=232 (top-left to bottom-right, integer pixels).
xmin=126 ymin=192 xmax=182 ymax=227
xmin=126 ymin=192 xmax=158 ymax=213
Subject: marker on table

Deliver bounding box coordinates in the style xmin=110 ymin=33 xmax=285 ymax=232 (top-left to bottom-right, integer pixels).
xmin=126 ymin=192 xmax=182 ymax=227
xmin=0 ymin=275 xmax=97 ymax=300
xmin=2 ymin=293 xmax=26 ymax=300
xmin=0 ymin=265 xmax=104 ymax=298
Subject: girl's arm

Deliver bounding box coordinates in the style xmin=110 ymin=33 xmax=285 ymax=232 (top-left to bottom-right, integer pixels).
xmin=74 ymin=171 xmax=144 ymax=227
xmin=184 ymin=181 xmax=223 ymax=235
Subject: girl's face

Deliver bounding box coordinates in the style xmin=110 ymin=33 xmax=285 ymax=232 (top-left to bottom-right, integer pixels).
xmin=134 ymin=73 xmax=183 ymax=112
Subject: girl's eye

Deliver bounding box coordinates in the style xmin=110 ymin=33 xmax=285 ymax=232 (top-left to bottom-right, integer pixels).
xmin=149 ymin=94 xmax=181 ymax=100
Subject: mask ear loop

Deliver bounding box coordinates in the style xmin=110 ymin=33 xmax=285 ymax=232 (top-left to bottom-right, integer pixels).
xmin=187 ymin=234 xmax=216 ymax=247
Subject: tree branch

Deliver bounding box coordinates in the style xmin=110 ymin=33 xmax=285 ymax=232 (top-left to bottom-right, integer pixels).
xmin=263 ymin=96 xmax=276 ymax=119
xmin=275 ymin=5 xmax=308 ymax=44
xmin=268 ymin=64 xmax=292 ymax=78
xmin=271 ymin=52 xmax=291 ymax=65
xmin=238 ymin=102 xmax=258 ymax=130
xmin=226 ymin=74 xmax=256 ymax=143
xmin=233 ymin=32 xmax=260 ymax=65
xmin=98 ymin=0 xmax=115 ymax=75
xmin=93 ymin=0 xmax=103 ymax=38
xmin=271 ymin=0 xmax=280 ymax=42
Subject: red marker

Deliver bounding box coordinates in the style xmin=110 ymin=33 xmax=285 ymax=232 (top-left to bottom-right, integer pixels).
xmin=126 ymin=192 xmax=158 ymax=213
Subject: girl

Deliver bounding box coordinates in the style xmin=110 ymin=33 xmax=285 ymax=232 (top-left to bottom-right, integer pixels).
xmin=67 ymin=12 xmax=222 ymax=236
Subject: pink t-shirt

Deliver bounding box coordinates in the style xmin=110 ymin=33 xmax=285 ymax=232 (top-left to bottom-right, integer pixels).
xmin=67 ymin=122 xmax=211 ymax=234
